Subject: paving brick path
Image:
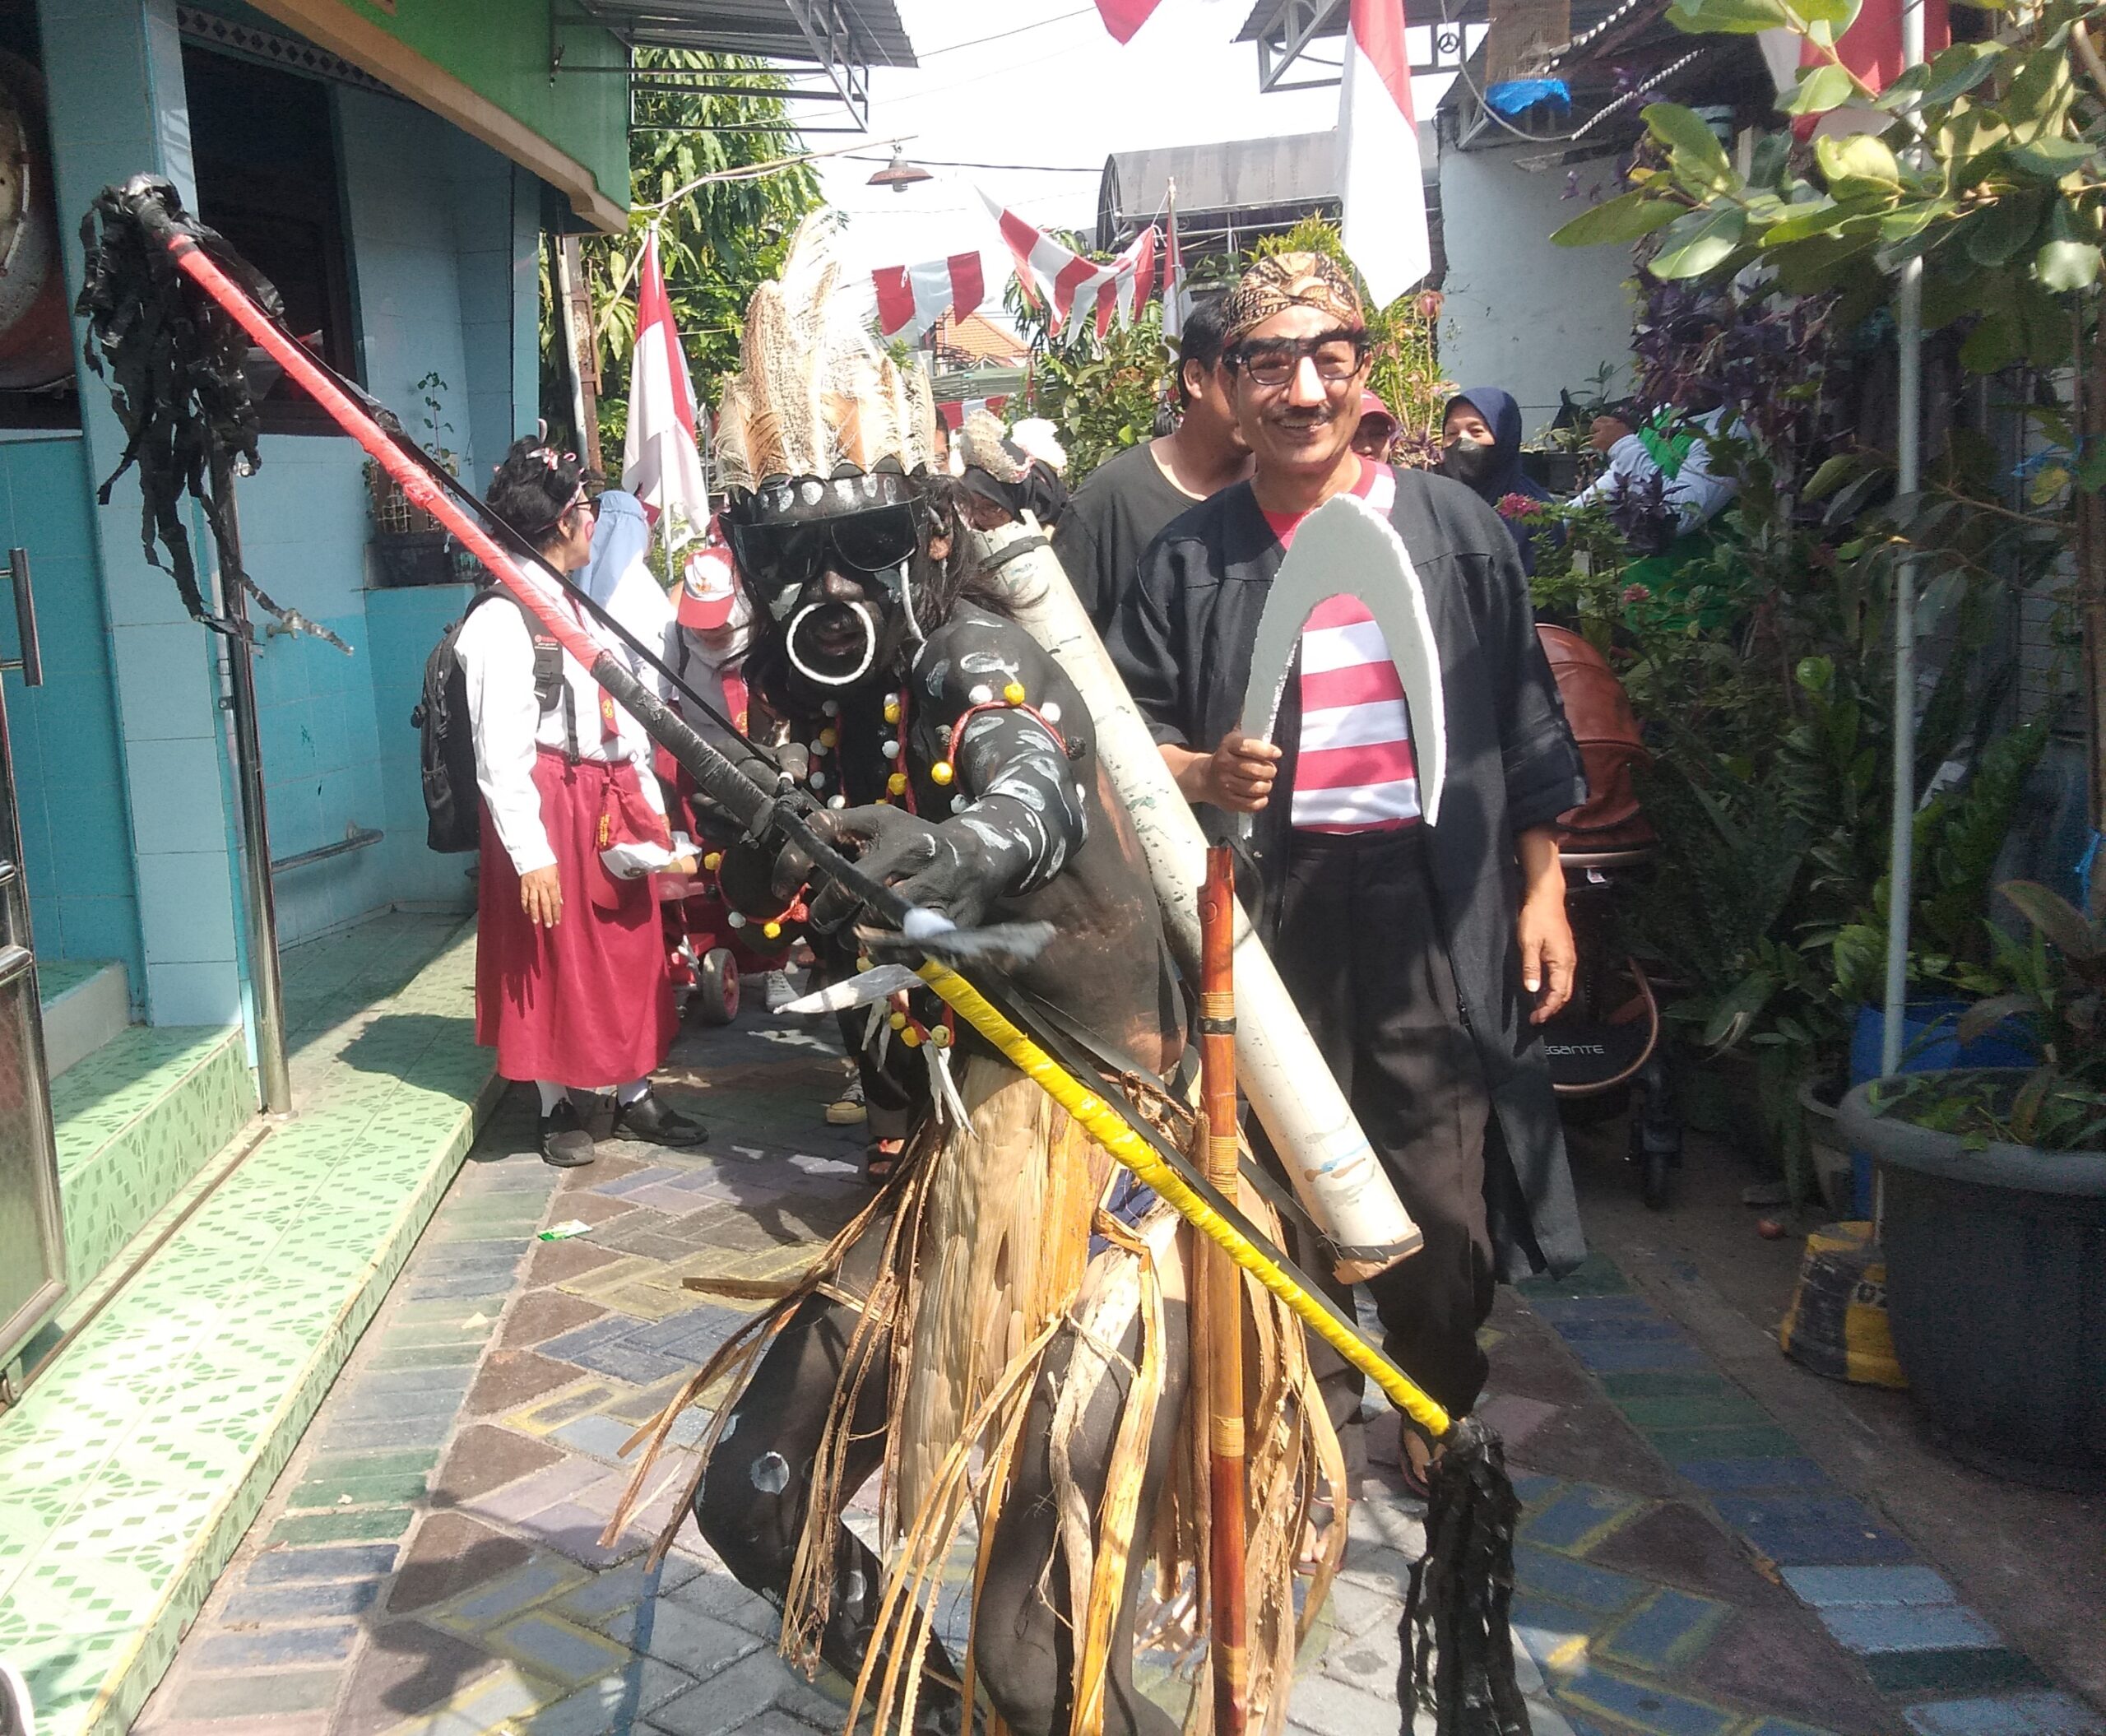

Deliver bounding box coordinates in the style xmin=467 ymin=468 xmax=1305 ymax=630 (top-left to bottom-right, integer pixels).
xmin=135 ymin=1012 xmax=2097 ymax=1736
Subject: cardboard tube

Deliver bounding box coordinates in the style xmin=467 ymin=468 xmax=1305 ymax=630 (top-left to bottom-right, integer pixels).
xmin=972 ymin=522 xmax=1421 ymax=1279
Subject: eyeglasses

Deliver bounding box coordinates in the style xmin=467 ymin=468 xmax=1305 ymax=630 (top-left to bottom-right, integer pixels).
xmin=726 ymin=502 xmax=924 ymax=620
xmin=1226 ymin=331 xmax=1371 ymax=391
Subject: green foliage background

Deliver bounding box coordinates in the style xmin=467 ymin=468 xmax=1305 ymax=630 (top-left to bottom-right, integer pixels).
xmin=540 ymin=51 xmax=821 ymax=465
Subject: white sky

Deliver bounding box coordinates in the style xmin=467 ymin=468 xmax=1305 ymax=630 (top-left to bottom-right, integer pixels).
xmin=802 ymin=0 xmax=1449 ymax=302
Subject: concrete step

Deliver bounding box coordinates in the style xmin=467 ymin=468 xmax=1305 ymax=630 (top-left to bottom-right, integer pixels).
xmin=49 ymin=1021 xmax=254 ymax=1306
xmin=0 ymin=915 xmax=499 ymax=1736
xmin=36 ymin=958 xmax=131 ymax=1079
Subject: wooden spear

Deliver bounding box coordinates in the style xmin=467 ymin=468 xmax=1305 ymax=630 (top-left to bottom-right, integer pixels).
xmin=1199 ymin=845 xmax=1248 ymax=1733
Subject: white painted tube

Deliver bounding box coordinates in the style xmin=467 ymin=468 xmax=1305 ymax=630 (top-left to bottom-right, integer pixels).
xmin=972 ymin=520 xmax=1422 ymax=1279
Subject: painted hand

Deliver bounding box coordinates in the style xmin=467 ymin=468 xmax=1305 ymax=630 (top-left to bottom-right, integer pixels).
xmin=805 ymin=805 xmax=1014 ymax=934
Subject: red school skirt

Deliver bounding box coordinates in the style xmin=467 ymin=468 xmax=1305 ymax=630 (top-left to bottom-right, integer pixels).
xmin=475 ymin=748 xmax=677 ymax=1089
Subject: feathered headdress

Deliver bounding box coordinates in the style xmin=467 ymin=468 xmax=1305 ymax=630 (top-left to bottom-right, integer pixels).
xmin=712 ymin=212 xmax=939 ymax=494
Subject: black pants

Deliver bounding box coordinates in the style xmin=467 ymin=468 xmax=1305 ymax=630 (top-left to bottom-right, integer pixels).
xmin=1269 ymin=828 xmax=1496 ymax=1436
xmin=696 ymin=1214 xmax=1187 ymax=1735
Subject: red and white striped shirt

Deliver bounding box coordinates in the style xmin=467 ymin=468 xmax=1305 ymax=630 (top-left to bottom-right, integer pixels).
xmin=1261 ymin=460 xmax=1421 ymax=834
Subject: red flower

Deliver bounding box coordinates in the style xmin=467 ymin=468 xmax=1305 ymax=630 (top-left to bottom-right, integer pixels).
xmin=1621 ymin=583 xmax=1652 ymax=606
xmin=1496 ymin=493 xmax=1536 ymax=519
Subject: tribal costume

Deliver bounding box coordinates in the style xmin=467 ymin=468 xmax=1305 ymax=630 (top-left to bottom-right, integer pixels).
xmin=614 ymin=216 xmax=1342 ymax=1736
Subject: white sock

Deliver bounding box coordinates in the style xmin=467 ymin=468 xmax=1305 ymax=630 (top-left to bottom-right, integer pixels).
xmin=616 ymin=1078 xmax=651 ymax=1107
xmin=536 ymin=1079 xmax=567 ymax=1116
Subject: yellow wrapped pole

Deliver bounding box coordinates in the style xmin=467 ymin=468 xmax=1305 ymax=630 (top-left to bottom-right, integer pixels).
xmin=916 ymin=962 xmax=1454 ymax=1444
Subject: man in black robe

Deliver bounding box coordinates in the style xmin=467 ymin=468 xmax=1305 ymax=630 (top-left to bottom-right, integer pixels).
xmin=1106 ymin=252 xmax=1588 ymax=1483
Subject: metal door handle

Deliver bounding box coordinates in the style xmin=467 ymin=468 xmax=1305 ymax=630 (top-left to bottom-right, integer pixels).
xmin=3 ymin=548 xmax=39 ymax=687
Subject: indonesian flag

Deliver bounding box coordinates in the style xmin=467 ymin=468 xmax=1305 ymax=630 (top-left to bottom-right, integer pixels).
xmin=1788 ymin=0 xmax=1950 ymax=137
xmin=981 ymin=190 xmax=1159 ymax=338
xmin=1798 ymin=0 xmax=1948 ymax=92
xmin=621 ymin=227 xmax=709 ymax=550
xmin=1163 ymin=193 xmax=1186 ymax=344
xmin=1092 ymin=0 xmax=1162 ymax=42
xmin=873 ymin=252 xmax=986 ymax=343
xmin=1338 ymin=0 xmax=1431 ymax=308
xmin=937 ymin=395 xmax=1010 ymax=431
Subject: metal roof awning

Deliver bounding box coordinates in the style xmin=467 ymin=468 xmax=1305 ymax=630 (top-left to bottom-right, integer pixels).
xmin=1097 ymin=128 xmax=1436 ymax=252
xmin=1235 ymin=0 xmax=1482 ymax=92
xmin=564 ymin=0 xmax=916 ymax=131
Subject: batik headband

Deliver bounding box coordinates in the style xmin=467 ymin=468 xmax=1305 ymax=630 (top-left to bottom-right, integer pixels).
xmin=1222 ymin=252 xmax=1366 ymax=344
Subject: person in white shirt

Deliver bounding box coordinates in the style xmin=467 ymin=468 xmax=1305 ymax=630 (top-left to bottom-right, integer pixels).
xmin=1568 ymin=399 xmax=1738 ymax=536
xmin=456 ymin=439 xmax=707 ymax=1167
xmin=579 ymin=488 xmax=677 ymax=687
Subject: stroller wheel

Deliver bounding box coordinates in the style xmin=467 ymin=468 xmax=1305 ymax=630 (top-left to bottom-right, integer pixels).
xmin=693 ymin=947 xmax=740 ymax=1026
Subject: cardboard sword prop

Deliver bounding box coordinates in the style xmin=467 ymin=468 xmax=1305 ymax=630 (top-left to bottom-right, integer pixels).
xmin=1239 ymin=489 xmax=1448 ymax=829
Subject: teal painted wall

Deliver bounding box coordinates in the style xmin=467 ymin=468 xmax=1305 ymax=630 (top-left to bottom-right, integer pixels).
xmin=0 ymin=437 xmax=145 ymax=996
xmin=234 ymin=93 xmax=535 ymax=944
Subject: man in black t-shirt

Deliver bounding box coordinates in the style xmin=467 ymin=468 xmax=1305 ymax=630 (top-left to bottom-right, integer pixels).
xmin=1052 ymin=293 xmax=1251 ymax=629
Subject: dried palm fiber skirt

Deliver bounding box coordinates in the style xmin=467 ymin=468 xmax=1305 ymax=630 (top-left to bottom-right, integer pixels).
xmin=614 ymin=1053 xmax=1346 ymax=1735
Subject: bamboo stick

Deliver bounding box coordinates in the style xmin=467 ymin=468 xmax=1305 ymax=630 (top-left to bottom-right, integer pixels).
xmin=1200 ymin=846 xmax=1248 ymax=1734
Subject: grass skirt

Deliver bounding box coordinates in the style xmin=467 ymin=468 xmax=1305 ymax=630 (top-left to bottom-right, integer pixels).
xmin=611 ymin=1054 xmax=1344 ymax=1735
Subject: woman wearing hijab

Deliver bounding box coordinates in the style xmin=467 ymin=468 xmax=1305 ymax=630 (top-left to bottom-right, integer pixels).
xmin=1440 ymin=385 xmax=1553 ymax=575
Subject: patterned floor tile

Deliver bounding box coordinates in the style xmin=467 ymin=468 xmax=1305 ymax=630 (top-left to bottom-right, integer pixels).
xmin=1 ymin=914 xmax=492 ymax=1736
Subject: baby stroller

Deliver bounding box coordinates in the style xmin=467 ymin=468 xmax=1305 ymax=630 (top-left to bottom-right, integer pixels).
xmin=1536 ymin=626 xmax=1684 ymax=1209
xmin=659 ymin=870 xmax=786 ymax=1025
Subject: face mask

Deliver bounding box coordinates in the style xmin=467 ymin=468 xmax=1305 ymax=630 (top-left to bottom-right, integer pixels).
xmin=1443 ymin=438 xmax=1498 ymax=486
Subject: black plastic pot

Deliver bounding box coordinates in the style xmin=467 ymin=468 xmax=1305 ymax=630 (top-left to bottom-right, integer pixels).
xmin=1839 ymin=1071 xmax=2106 ymax=1490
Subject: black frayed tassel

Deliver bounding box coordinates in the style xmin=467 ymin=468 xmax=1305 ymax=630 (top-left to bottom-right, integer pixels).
xmin=1399 ymin=1414 xmax=1530 ymax=1736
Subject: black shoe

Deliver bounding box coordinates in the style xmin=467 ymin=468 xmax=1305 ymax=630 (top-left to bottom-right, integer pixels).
xmin=610 ymin=1088 xmax=708 ymax=1147
xmin=540 ymin=1098 xmax=596 ymax=1167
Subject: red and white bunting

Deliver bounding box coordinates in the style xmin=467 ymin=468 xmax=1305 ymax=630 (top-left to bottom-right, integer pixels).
xmin=980 ymin=190 xmax=1159 ymax=338
xmin=1338 ymin=0 xmax=1431 ymax=308
xmin=937 ymin=394 xmax=1009 ymax=431
xmin=872 ymin=252 xmax=986 ymax=343
xmin=622 ymin=226 xmax=709 ymax=548
xmin=1092 ymin=0 xmax=1163 ymax=41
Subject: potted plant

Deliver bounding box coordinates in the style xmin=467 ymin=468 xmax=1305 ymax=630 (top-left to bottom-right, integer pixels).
xmin=367 ymin=370 xmax=461 ymax=587
xmin=1839 ymin=883 xmax=2106 ymax=1489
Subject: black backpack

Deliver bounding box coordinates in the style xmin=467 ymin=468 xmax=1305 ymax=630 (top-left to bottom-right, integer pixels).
xmin=412 ymin=589 xmax=565 ymax=852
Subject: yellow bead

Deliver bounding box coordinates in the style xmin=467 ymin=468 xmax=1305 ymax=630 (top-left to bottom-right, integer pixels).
xmin=930 ymin=760 xmax=954 ymax=786
xmin=762 ymin=920 xmax=782 ymax=940
xmin=702 ymin=852 xmax=722 ymax=871
xmin=883 ymin=700 xmax=901 ymax=725
xmin=888 ymin=1010 xmax=908 ymax=1031
xmin=819 ymin=727 xmax=838 ymax=750
xmin=856 ymin=954 xmax=874 ymax=972
xmin=1002 ymin=680 xmax=1026 ymax=705
xmin=886 ymin=772 xmax=907 ymax=796
xmin=874 ymin=796 xmax=892 ymax=806
xmin=901 ymin=1026 xmax=923 ymax=1048
xmin=930 ymin=1025 xmax=953 ymax=1048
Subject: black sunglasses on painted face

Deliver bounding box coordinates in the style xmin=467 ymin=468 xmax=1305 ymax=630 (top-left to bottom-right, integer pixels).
xmin=726 ymin=504 xmax=924 ymax=620
xmin=1227 ymin=331 xmax=1371 ymax=391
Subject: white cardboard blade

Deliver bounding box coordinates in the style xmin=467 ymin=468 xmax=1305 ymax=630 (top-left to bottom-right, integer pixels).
xmin=1238 ymin=491 xmax=1446 ymax=827
xmin=779 ymin=964 xmax=921 ymax=1017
